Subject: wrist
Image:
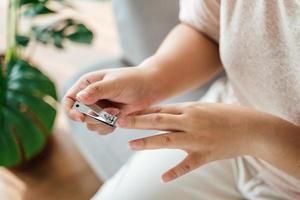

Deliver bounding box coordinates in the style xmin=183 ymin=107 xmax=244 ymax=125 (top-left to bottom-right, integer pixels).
xmin=232 ymin=107 xmax=276 ymax=157
xmin=254 ymin=114 xmax=300 ymax=156
xmin=247 ymin=112 xmax=300 ymax=178
xmin=242 ymin=110 xmax=300 ymax=160
xmin=137 ymin=56 xmax=175 ymax=103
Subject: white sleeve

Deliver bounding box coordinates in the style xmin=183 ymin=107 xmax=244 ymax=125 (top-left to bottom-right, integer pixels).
xmin=179 ymin=0 xmax=220 ymax=43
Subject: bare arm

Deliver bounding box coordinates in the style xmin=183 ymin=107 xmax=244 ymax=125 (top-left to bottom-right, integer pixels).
xmin=252 ymin=114 xmax=300 ymax=180
xmin=137 ymin=24 xmax=300 ymax=179
xmin=139 ymin=23 xmax=222 ymax=103
xmin=63 ymin=23 xmax=222 ymax=133
xmin=118 ymin=103 xmax=300 ymax=181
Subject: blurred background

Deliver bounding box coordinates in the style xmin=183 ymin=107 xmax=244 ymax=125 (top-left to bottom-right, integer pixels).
xmin=0 ymin=0 xmax=120 ymax=199
xmin=0 ymin=1 xmax=195 ymax=199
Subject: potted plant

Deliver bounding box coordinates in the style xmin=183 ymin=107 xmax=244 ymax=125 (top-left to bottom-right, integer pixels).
xmin=0 ymin=0 xmax=94 ymax=167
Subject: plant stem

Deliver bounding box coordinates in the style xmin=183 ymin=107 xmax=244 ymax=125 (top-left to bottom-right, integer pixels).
xmin=2 ymin=0 xmax=20 ymax=106
xmin=5 ymin=0 xmax=20 ymax=65
xmin=0 ymin=60 xmax=3 ymax=106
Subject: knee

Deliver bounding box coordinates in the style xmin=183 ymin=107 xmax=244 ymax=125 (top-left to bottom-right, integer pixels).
xmin=93 ymin=177 xmax=167 ymax=200
xmin=94 ymin=185 xmax=161 ymax=200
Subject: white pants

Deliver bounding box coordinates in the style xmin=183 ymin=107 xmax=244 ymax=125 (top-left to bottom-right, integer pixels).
xmin=92 ymin=150 xmax=286 ymax=200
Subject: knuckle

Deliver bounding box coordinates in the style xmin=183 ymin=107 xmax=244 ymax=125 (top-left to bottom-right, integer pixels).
xmin=169 ymin=169 xmax=178 ymax=179
xmin=94 ymin=84 xmax=103 ymax=93
xmin=80 ymin=73 xmax=92 ymax=83
xmin=139 ymin=138 xmax=147 ymax=148
xmin=153 ymin=107 xmax=163 ymax=113
xmin=129 ymin=117 xmax=136 ymax=128
xmin=180 ymin=163 xmax=191 ymax=173
xmin=87 ymin=84 xmax=100 ymax=94
xmin=78 ymin=76 xmax=91 ymax=90
xmin=152 ymin=114 xmax=163 ymax=126
xmin=160 ymin=135 xmax=172 ymax=145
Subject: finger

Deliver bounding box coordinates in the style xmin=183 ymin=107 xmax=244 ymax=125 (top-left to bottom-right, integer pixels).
xmin=162 ymin=153 xmax=205 ymax=182
xmin=65 ymin=72 xmax=105 ymax=102
xmin=63 ymin=96 xmax=85 ymax=121
xmin=135 ymin=105 xmax=183 ymax=115
xmin=128 ymin=132 xmax=189 ymax=150
xmin=118 ymin=102 xmax=149 ymax=117
xmin=86 ymin=123 xmax=114 ymax=135
xmin=84 ymin=115 xmax=116 ymax=130
xmin=76 ymin=80 xmax=118 ymax=105
xmin=117 ymin=113 xmax=183 ymax=131
xmin=68 ymin=108 xmax=85 ymax=122
xmin=63 ymin=72 xmax=105 ymax=119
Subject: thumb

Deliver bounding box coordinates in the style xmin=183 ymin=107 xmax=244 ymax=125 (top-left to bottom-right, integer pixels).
xmin=76 ymin=80 xmax=118 ymax=104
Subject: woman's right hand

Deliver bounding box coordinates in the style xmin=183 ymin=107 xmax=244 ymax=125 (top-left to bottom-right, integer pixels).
xmin=63 ymin=66 xmax=160 ymax=135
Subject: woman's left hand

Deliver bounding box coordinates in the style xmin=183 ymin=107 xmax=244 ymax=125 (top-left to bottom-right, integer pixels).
xmin=117 ymin=102 xmax=262 ymax=182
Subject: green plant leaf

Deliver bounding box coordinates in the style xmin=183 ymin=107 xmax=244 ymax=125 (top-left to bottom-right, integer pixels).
xmin=32 ymin=19 xmax=94 ymax=49
xmin=0 ymin=110 xmax=21 ymax=165
xmin=0 ymin=59 xmax=57 ymax=167
xmin=53 ymin=31 xmax=64 ymax=49
xmin=21 ymin=0 xmax=48 ymax=6
xmin=23 ymin=3 xmax=55 ymax=17
xmin=32 ymin=26 xmax=52 ymax=44
xmin=66 ymin=24 xmax=94 ymax=44
xmin=0 ymin=58 xmax=4 ymax=105
xmin=16 ymin=35 xmax=30 ymax=47
xmin=4 ymin=106 xmax=46 ymax=161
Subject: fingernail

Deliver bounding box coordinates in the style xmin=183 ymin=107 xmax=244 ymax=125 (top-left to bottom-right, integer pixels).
xmin=162 ymin=175 xmax=172 ymax=183
xmin=162 ymin=172 xmax=176 ymax=183
xmin=77 ymin=90 xmax=88 ymax=100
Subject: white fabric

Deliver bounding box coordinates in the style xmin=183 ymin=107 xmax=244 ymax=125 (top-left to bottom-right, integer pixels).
xmin=179 ymin=0 xmax=300 ymax=198
xmin=93 ymin=151 xmax=287 ymax=200
xmin=92 ymin=78 xmax=288 ymax=200
xmin=92 ymin=1 xmax=300 ymax=198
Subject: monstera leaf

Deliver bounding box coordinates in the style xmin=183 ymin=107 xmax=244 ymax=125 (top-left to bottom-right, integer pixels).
xmin=0 ymin=59 xmax=57 ymax=166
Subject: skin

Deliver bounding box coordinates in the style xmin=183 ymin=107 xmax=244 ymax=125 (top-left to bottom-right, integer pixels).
xmin=64 ymin=24 xmax=300 ymax=183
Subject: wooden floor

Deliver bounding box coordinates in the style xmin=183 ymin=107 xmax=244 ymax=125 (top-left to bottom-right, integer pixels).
xmin=0 ymin=1 xmax=120 ymax=199
xmin=3 ymin=126 xmax=102 ymax=200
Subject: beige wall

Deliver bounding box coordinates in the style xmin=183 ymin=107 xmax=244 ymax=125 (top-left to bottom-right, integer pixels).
xmin=0 ymin=0 xmax=120 ymax=91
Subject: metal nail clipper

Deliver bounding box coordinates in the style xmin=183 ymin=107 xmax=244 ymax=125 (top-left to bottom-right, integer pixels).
xmin=72 ymin=101 xmax=118 ymax=127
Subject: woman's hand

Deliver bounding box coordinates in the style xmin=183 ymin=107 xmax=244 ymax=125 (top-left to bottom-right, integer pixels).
xmin=117 ymin=102 xmax=268 ymax=182
xmin=63 ymin=66 xmax=162 ymax=135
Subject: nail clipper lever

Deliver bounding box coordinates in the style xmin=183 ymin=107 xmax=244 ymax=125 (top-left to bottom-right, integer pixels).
xmin=72 ymin=101 xmax=117 ymax=127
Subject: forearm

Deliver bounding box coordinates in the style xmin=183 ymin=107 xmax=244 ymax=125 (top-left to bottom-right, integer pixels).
xmin=246 ymin=110 xmax=300 ymax=179
xmin=139 ymin=23 xmax=222 ymax=102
